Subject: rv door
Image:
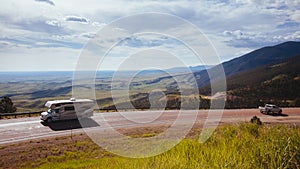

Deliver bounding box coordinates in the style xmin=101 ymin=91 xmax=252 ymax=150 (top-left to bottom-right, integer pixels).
xmin=60 ymin=105 xmax=77 ymax=120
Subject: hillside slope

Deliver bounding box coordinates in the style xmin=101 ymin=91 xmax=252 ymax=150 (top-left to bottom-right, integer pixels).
xmin=194 ymin=41 xmax=300 ymax=87
xmin=224 ymin=54 xmax=300 ymax=108
xmin=133 ymin=41 xmax=300 ymax=89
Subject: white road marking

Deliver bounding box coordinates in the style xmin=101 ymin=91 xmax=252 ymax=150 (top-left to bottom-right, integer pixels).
xmin=0 ymin=120 xmax=41 ymax=127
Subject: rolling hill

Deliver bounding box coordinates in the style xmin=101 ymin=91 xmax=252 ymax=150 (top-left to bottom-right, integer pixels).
xmin=1 ymin=41 xmax=300 ymax=111
xmin=193 ymin=41 xmax=300 ymax=87
xmin=132 ymin=41 xmax=300 ymax=89
xmin=107 ymin=41 xmax=300 ymax=109
xmin=124 ymin=41 xmax=300 ymax=109
xmin=223 ymin=54 xmax=300 ymax=108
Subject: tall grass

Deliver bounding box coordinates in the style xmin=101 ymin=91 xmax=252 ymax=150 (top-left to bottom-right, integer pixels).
xmin=34 ymin=123 xmax=300 ymax=169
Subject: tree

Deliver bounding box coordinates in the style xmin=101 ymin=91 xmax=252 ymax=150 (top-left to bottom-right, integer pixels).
xmin=0 ymin=96 xmax=17 ymax=113
xmin=295 ymin=98 xmax=300 ymax=107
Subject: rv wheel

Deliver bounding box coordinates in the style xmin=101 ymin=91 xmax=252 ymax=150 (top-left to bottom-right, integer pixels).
xmin=46 ymin=118 xmax=52 ymax=123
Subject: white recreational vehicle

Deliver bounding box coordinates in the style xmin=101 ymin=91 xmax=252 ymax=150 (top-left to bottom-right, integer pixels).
xmin=40 ymin=98 xmax=94 ymax=123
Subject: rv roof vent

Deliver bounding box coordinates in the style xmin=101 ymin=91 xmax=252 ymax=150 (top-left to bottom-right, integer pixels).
xmin=70 ymin=98 xmax=76 ymax=101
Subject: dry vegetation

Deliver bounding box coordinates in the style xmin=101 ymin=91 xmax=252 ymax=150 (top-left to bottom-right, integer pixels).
xmin=0 ymin=123 xmax=299 ymax=169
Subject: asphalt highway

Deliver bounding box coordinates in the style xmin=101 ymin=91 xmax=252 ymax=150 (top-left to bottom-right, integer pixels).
xmin=0 ymin=108 xmax=299 ymax=145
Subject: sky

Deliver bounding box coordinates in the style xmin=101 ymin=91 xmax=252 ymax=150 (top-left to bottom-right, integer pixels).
xmin=0 ymin=0 xmax=300 ymax=71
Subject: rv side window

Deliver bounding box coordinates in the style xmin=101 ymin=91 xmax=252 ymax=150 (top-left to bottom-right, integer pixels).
xmin=64 ymin=106 xmax=75 ymax=111
xmin=54 ymin=104 xmax=61 ymax=107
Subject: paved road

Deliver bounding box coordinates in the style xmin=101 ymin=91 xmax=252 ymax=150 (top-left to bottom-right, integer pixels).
xmin=0 ymin=108 xmax=299 ymax=145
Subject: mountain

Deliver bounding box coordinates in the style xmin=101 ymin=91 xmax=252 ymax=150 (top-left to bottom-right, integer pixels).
xmin=226 ymin=54 xmax=300 ymax=90
xmin=222 ymin=41 xmax=300 ymax=77
xmin=223 ymin=54 xmax=300 ymax=108
xmin=194 ymin=41 xmax=300 ymax=87
xmin=132 ymin=41 xmax=300 ymax=90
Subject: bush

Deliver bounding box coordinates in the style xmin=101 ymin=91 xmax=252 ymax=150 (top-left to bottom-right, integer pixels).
xmin=0 ymin=96 xmax=17 ymax=113
xmin=250 ymin=116 xmax=262 ymax=125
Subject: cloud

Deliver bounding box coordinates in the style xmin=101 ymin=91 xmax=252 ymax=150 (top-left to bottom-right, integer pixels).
xmin=15 ymin=19 xmax=67 ymax=35
xmin=80 ymin=32 xmax=96 ymax=39
xmin=223 ymin=30 xmax=256 ymax=40
xmin=0 ymin=40 xmax=24 ymax=49
xmin=1 ymin=0 xmax=300 ymax=71
xmin=291 ymin=12 xmax=300 ymax=22
xmin=223 ymin=30 xmax=245 ymax=39
xmin=34 ymin=0 xmax=55 ymax=6
xmin=222 ymin=30 xmax=277 ymax=48
xmin=245 ymin=0 xmax=300 ymax=10
xmin=65 ymin=16 xmax=89 ymax=23
xmin=46 ymin=20 xmax=60 ymax=27
xmin=277 ymin=21 xmax=299 ymax=29
xmin=118 ymin=36 xmax=177 ymax=48
xmin=0 ymin=36 xmax=83 ymax=49
xmin=274 ymin=31 xmax=300 ymax=41
xmin=223 ymin=28 xmax=300 ymax=49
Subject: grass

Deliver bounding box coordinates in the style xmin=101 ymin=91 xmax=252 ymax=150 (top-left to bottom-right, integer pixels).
xmin=17 ymin=123 xmax=299 ymax=169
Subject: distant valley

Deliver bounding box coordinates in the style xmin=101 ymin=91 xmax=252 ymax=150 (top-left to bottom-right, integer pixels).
xmin=1 ymin=41 xmax=300 ymax=111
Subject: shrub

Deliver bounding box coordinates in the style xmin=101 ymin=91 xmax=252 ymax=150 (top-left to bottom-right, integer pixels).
xmin=0 ymin=96 xmax=17 ymax=113
xmin=250 ymin=116 xmax=262 ymax=125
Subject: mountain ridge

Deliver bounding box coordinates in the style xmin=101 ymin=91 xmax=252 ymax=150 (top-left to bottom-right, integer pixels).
xmin=193 ymin=41 xmax=300 ymax=87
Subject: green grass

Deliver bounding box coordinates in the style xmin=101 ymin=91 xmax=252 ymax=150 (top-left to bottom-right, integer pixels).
xmin=30 ymin=123 xmax=300 ymax=169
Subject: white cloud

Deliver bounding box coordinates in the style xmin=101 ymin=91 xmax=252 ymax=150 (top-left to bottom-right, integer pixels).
xmin=34 ymin=0 xmax=55 ymax=6
xmin=274 ymin=31 xmax=300 ymax=40
xmin=45 ymin=20 xmax=60 ymax=27
xmin=291 ymin=11 xmax=300 ymax=22
xmin=223 ymin=30 xmax=264 ymax=40
xmin=0 ymin=0 xmax=299 ymax=71
xmin=65 ymin=16 xmax=89 ymax=24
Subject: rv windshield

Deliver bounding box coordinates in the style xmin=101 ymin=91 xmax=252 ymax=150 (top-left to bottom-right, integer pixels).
xmin=48 ymin=109 xmax=59 ymax=113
